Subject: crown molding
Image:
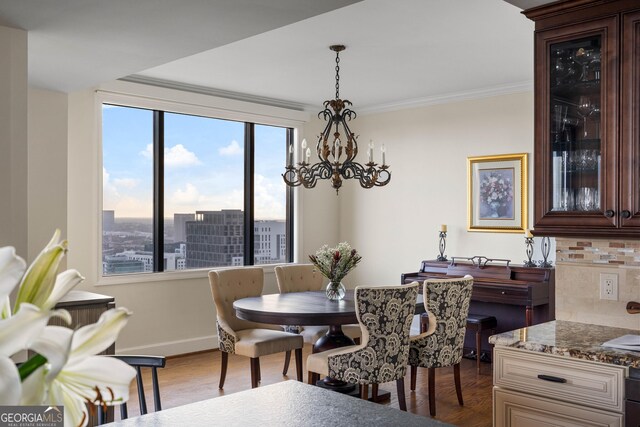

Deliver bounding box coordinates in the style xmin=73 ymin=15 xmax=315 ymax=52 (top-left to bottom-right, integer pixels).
xmin=356 ymin=81 xmax=533 ymax=115
xmin=122 ymin=75 xmax=533 ymax=118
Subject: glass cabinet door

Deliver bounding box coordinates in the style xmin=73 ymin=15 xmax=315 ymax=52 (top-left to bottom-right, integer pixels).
xmin=549 ymin=36 xmax=602 ymax=214
xmin=534 ymin=15 xmax=618 ymax=232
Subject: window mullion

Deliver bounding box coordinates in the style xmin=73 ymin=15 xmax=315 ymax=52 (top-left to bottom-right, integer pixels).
xmin=153 ymin=111 xmax=165 ymax=272
xmin=243 ymin=122 xmax=255 ymax=265
xmin=286 ymin=128 xmax=294 ymax=263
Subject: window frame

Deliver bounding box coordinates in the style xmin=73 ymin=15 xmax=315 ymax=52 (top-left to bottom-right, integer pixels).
xmin=96 ymin=84 xmax=304 ymax=283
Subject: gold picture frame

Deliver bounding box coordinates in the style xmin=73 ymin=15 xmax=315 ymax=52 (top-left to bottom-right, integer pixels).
xmin=467 ymin=153 xmax=528 ymax=233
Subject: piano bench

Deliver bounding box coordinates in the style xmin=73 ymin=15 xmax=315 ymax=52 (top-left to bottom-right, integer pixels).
xmin=466 ymin=314 xmax=497 ymax=374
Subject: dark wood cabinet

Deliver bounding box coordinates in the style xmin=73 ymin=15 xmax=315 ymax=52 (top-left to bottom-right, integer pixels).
xmin=526 ymin=0 xmax=640 ymax=238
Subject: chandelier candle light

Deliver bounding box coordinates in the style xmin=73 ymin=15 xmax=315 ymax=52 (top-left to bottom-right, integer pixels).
xmin=437 ymin=224 xmax=448 ymax=261
xmin=523 ymin=229 xmax=536 ymax=267
xmin=282 ymin=45 xmax=391 ymax=194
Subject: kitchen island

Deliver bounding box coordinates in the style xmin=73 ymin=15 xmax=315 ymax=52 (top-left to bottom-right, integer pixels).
xmin=490 ymin=320 xmax=639 ymax=426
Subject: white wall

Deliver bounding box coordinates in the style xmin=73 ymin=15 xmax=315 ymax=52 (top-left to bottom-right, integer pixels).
xmin=335 ymin=92 xmax=537 ymax=287
xmin=0 ymin=26 xmax=28 ymax=255
xmin=28 ymin=88 xmax=68 ymax=263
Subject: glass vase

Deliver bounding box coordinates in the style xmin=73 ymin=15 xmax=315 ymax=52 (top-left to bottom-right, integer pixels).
xmin=325 ymin=281 xmax=346 ymax=301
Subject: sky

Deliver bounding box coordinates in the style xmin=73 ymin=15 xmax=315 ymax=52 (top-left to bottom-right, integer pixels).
xmin=102 ymin=105 xmax=287 ymax=220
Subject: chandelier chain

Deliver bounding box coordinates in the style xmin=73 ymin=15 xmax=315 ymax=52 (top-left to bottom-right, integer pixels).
xmin=335 ymin=50 xmax=340 ymax=100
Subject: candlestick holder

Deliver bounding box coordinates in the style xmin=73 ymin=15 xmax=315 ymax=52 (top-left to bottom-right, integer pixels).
xmin=437 ymin=231 xmax=447 ymax=261
xmin=538 ymin=236 xmax=553 ymax=268
xmin=523 ymin=237 xmax=536 ymax=267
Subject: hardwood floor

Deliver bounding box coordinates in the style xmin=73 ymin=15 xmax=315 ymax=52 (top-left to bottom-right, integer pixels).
xmin=118 ymin=345 xmax=493 ymax=426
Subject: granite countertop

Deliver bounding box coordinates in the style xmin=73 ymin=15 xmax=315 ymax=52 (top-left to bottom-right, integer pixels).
xmin=103 ymin=380 xmax=453 ymax=427
xmin=489 ymin=320 xmax=640 ymax=368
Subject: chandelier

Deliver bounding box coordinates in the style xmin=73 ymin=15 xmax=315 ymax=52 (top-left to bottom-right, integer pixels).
xmin=282 ymin=44 xmax=391 ymax=194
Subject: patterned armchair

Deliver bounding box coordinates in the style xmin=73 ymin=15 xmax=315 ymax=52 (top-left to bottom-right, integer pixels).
xmin=274 ymin=264 xmax=362 ymax=375
xmin=306 ymin=283 xmax=419 ymax=411
xmin=208 ymin=267 xmax=304 ymax=389
xmin=408 ymin=275 xmax=474 ymax=416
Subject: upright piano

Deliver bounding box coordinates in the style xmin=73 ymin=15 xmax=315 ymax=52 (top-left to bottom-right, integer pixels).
xmin=401 ymin=256 xmax=555 ymax=355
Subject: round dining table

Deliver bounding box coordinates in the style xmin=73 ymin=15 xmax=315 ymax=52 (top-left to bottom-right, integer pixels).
xmin=234 ymin=290 xmax=363 ymax=353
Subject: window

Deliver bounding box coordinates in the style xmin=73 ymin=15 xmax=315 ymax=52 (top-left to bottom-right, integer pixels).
xmin=101 ymin=103 xmax=293 ymax=276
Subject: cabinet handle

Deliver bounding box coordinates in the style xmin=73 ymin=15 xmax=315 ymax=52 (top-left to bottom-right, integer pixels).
xmin=621 ymin=210 xmax=632 ymax=219
xmin=604 ymin=210 xmax=615 ymax=218
xmin=537 ymin=374 xmax=567 ymax=383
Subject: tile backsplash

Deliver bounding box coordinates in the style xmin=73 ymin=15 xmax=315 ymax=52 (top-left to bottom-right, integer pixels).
xmin=555 ymin=237 xmax=640 ymax=330
xmin=556 ymin=238 xmax=640 ymax=266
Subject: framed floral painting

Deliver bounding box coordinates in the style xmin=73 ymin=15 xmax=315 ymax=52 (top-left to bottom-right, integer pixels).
xmin=467 ymin=153 xmax=528 ymax=233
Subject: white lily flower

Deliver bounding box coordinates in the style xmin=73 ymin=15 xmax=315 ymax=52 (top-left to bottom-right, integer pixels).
xmin=70 ymin=307 xmax=131 ymax=363
xmin=27 ymin=309 xmax=136 ymax=427
xmin=0 ymin=232 xmax=135 ymax=427
xmin=0 ymin=246 xmax=26 ymax=303
xmin=15 ymin=230 xmax=68 ymax=312
xmin=43 ymin=269 xmax=85 ymax=311
xmin=0 ymin=355 xmax=21 ymax=405
xmin=0 ymin=303 xmax=51 ymax=357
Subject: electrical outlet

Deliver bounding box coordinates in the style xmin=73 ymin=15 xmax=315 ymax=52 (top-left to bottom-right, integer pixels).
xmin=599 ymin=273 xmax=618 ymax=301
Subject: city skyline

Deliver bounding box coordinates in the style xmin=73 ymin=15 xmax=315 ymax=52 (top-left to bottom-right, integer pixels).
xmin=102 ymin=209 xmax=286 ymax=275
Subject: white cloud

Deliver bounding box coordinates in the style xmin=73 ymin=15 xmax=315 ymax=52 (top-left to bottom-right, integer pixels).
xmin=139 ymin=143 xmax=201 ymax=168
xmin=254 ymin=174 xmax=286 ymax=220
xmin=165 ymin=144 xmax=201 ymax=167
xmin=140 ymin=144 xmax=153 ymax=159
xmin=219 ymin=140 xmax=243 ymax=156
xmin=171 ymin=183 xmax=202 ymax=205
xmin=113 ymin=178 xmax=139 ymax=189
xmin=103 ymin=167 xmax=119 ymax=199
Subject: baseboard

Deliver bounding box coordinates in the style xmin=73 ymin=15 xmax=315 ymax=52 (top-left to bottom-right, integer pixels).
xmin=116 ymin=334 xmax=218 ymax=357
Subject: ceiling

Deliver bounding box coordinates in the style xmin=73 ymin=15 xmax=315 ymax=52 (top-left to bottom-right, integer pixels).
xmin=0 ymin=0 xmax=557 ymax=112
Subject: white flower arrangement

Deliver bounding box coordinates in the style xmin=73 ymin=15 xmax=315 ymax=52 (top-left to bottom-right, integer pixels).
xmin=0 ymin=230 xmax=136 ymax=427
xmin=308 ymin=242 xmax=362 ymax=283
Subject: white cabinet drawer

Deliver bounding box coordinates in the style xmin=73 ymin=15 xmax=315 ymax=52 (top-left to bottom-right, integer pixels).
xmin=494 ymin=387 xmax=623 ymax=427
xmin=494 ymin=347 xmax=626 ymax=412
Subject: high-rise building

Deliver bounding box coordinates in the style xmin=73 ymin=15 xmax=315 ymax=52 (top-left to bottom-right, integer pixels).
xmin=185 ymin=210 xmax=244 ymax=268
xmin=103 ymin=210 xmax=115 ymax=232
xmin=173 ymin=213 xmax=195 ymax=243
xmin=254 ymin=220 xmax=286 ymax=264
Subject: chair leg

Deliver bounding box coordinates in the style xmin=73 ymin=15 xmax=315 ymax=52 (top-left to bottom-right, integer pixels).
xmin=454 ymin=362 xmax=464 ymax=406
xmin=428 ymin=367 xmax=436 ymax=417
xmin=250 ymin=357 xmax=260 ymax=388
xmin=396 ymin=377 xmax=407 ymax=411
xmin=476 ymin=329 xmax=482 ymax=374
xmin=371 ymin=384 xmax=379 ymax=402
xmin=257 ymin=358 xmax=261 ymax=382
xmin=360 ymin=384 xmax=369 ymax=400
xmin=410 ymin=365 xmax=417 ymax=391
xmin=219 ymin=351 xmax=228 ymax=389
xmin=308 ymin=371 xmax=314 ymax=385
xmin=282 ymin=350 xmax=291 ymax=375
xmin=295 ymin=348 xmax=303 ymax=382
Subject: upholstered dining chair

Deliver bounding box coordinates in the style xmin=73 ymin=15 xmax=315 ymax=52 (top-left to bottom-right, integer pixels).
xmin=208 ymin=267 xmax=304 ymax=389
xmin=408 ymin=275 xmax=474 ymax=417
xmin=306 ymin=282 xmax=420 ymax=411
xmin=274 ymin=264 xmax=362 ymax=375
